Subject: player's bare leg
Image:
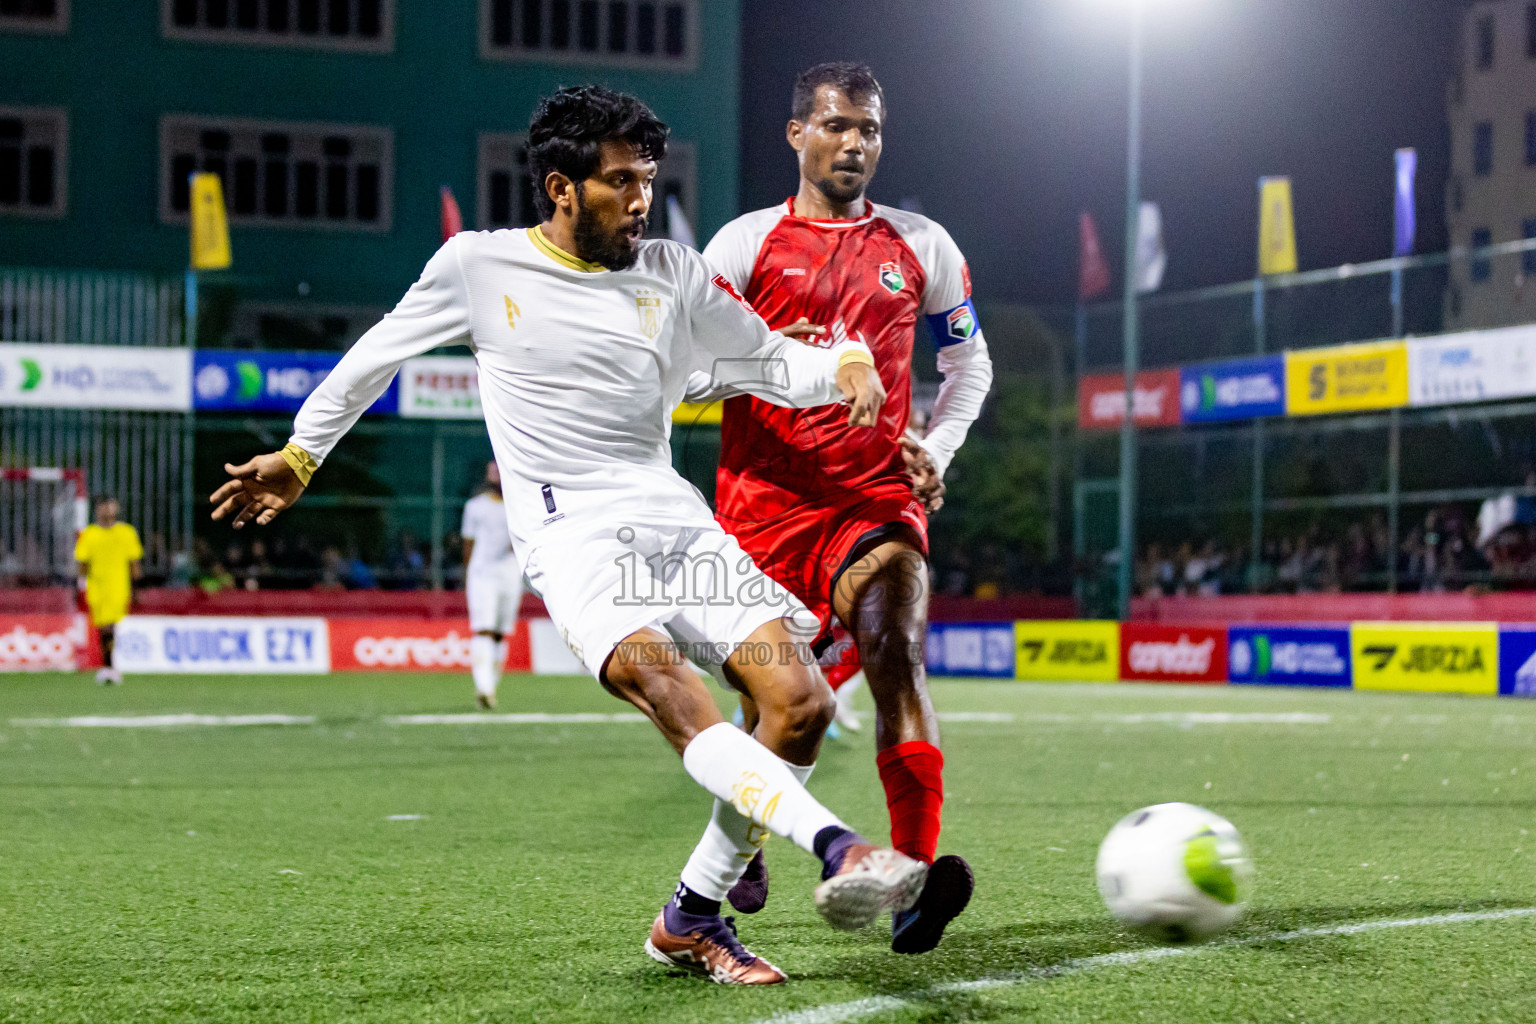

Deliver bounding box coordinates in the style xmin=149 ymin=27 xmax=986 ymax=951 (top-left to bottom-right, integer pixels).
xmin=605 ymin=623 xmax=925 ymax=982
xmin=471 ymin=629 xmax=505 ymax=710
xmin=831 ymin=532 xmax=973 ymax=954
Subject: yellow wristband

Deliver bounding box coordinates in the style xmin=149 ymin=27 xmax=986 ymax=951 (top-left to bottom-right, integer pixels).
xmin=279 ymin=443 xmax=318 ymax=488
xmin=837 ymin=348 xmax=875 ymax=369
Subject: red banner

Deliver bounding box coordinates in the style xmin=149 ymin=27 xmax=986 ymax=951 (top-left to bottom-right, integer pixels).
xmin=328 ymin=618 xmax=531 ymax=672
xmin=0 ymin=613 xmax=98 ymax=671
xmin=1119 ymin=622 xmax=1227 ymax=683
xmin=1078 ymin=369 xmax=1183 ymax=430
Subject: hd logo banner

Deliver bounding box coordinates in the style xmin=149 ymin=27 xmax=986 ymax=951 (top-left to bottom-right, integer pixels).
xmin=1013 ymin=620 xmax=1119 ymax=682
xmin=1229 ymin=625 xmax=1351 ymax=687
xmin=1351 ymin=622 xmax=1498 ymax=695
xmin=1180 ymin=355 xmax=1286 ymax=423
xmin=926 ymin=622 xmax=1016 ymax=678
xmin=1497 ymin=627 xmax=1536 ymax=697
xmin=1285 ymin=340 xmax=1409 ymax=417
xmin=193 ymin=350 xmax=398 ymax=415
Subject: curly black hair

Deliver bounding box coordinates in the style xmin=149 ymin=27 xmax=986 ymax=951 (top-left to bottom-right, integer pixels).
xmin=791 ymin=61 xmax=885 ymax=123
xmin=526 ymin=85 xmax=669 ymax=221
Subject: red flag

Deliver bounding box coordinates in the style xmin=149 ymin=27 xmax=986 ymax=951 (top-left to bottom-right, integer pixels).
xmin=1078 ymin=211 xmax=1112 ymax=301
xmin=440 ymin=186 xmax=464 ymax=243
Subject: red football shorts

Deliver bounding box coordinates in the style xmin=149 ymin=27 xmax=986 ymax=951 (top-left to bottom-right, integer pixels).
xmin=722 ymin=481 xmax=929 ymax=652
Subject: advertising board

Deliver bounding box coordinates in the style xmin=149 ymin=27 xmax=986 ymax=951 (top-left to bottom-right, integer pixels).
xmin=398 ymin=356 xmax=481 ymax=419
xmin=0 ymin=343 xmax=192 ymax=411
xmin=1228 ymin=625 xmax=1351 ymax=687
xmin=1013 ymin=619 xmax=1119 ymax=681
xmin=1077 ymin=369 xmax=1182 ymax=430
xmin=1119 ymin=622 xmax=1228 ymax=683
xmin=1350 ymin=622 xmax=1498 ymax=695
xmin=1285 ymin=340 xmax=1408 ymax=416
xmin=114 ymin=616 xmax=330 ymax=674
xmin=0 ymin=614 xmax=95 ymax=671
xmin=193 ymin=350 xmax=398 ymax=414
xmin=1408 ymin=324 xmax=1536 ymax=408
xmin=926 ymin=622 xmax=1016 ymax=678
xmin=1179 ymin=355 xmax=1286 ymax=423
xmin=1497 ymin=626 xmax=1536 ymax=697
xmin=328 ymin=617 xmax=531 ymax=672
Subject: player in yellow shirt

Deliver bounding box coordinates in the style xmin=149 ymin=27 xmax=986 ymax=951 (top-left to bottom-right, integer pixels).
xmin=74 ymin=495 xmax=143 ymax=684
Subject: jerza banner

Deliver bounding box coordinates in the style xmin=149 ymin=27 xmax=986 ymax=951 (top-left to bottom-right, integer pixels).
xmin=1228 ymin=625 xmax=1351 ymax=687
xmin=114 ymin=616 xmax=330 ymax=674
xmin=1180 ymin=355 xmax=1286 ymax=423
xmin=1408 ymin=324 xmax=1536 ymax=408
xmin=1119 ymin=623 xmax=1228 ymax=684
xmin=1285 ymin=340 xmax=1408 ymax=417
xmin=1077 ymin=369 xmax=1182 ymax=430
xmin=1013 ymin=619 xmax=1119 ymax=681
xmin=1350 ymin=622 xmax=1498 ymax=696
xmin=0 ymin=343 xmax=192 ymax=411
xmin=193 ymin=350 xmax=398 ymax=414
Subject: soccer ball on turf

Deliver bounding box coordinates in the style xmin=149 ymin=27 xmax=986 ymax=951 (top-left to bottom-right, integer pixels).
xmin=1095 ymin=802 xmax=1252 ymax=943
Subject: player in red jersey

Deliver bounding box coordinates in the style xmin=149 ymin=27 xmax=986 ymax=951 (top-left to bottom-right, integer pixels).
xmin=687 ymin=62 xmax=993 ymax=954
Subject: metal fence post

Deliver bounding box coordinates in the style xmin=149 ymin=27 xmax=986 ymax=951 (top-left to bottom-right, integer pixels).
xmin=430 ymin=422 xmax=445 ymax=591
xmin=1250 ymin=278 xmax=1266 ymax=591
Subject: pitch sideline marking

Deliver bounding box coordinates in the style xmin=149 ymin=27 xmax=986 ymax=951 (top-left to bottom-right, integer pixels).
xmin=744 ymin=907 xmax=1536 ymax=1024
xmin=7 ymin=714 xmax=316 ymax=728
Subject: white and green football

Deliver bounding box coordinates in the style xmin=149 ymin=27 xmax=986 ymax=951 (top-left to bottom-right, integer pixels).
xmin=1095 ymin=802 xmax=1252 ymax=942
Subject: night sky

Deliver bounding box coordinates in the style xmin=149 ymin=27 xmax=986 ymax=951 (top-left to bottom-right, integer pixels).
xmin=737 ymin=0 xmax=1462 ymax=307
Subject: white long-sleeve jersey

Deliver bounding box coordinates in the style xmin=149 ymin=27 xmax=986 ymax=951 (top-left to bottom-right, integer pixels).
xmin=289 ymin=227 xmax=869 ymax=553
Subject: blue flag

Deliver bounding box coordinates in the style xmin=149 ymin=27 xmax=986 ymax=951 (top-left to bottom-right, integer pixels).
xmin=1394 ymin=148 xmax=1417 ymax=258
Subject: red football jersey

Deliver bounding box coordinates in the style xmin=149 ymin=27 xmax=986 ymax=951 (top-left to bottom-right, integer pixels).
xmin=702 ymin=199 xmax=981 ymax=527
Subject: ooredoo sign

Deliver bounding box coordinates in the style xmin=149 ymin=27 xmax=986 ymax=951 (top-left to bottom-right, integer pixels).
xmin=1119 ymin=623 xmax=1228 ymax=683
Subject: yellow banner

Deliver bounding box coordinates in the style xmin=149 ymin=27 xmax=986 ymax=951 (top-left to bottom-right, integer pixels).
xmin=1351 ymin=622 xmax=1498 ymax=696
xmin=672 ymin=400 xmax=722 ymax=425
xmin=189 ymin=172 xmax=232 ymax=270
xmin=1014 ymin=620 xmax=1119 ymax=682
xmin=1285 ymin=340 xmax=1408 ymax=416
xmin=1258 ymin=176 xmax=1297 ymax=276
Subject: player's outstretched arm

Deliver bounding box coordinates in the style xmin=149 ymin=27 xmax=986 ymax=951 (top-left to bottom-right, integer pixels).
xmin=210 ymin=449 xmax=307 ymax=530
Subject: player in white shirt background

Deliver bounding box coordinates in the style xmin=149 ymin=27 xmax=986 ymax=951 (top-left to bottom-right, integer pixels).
xmin=209 ymin=85 xmax=926 ymax=985
xmin=461 ymin=460 xmax=522 ymax=710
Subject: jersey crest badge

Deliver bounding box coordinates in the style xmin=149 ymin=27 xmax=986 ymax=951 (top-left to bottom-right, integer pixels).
xmin=946 ymin=305 xmax=977 ymax=340
xmin=635 ymin=289 xmax=662 ymax=339
xmin=504 ymin=295 xmax=521 ymax=329
xmin=878 ymin=262 xmax=905 ymax=294
xmin=711 ymin=273 xmax=755 ymax=312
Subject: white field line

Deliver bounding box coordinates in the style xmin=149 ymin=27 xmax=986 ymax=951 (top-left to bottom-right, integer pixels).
xmin=384 ymin=712 xmax=649 ymax=725
xmin=8 ymin=714 xmax=315 ymax=728
xmin=747 ymin=907 xmax=1536 ymax=1024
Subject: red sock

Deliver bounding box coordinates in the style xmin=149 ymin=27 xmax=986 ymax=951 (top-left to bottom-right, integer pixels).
xmin=823 ymin=642 xmax=862 ymax=691
xmin=875 ymin=741 xmax=944 ymax=864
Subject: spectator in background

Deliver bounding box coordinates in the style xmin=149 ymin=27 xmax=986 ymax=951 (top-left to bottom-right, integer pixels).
xmin=387 ymin=532 xmax=426 ymax=590
xmin=74 ymin=495 xmax=142 ymax=685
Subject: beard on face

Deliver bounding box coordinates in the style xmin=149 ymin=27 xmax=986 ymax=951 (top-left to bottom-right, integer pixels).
xmin=815 ymin=170 xmax=866 ymax=206
xmin=572 ymin=183 xmax=646 ymax=271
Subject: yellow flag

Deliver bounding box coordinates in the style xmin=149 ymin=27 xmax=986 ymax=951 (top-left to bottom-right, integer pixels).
xmin=1257 ymin=176 xmax=1297 ymax=276
xmin=190 ymin=172 xmax=232 ymax=270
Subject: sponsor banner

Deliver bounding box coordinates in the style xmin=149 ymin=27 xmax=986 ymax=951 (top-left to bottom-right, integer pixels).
xmin=1077 ymin=369 xmax=1182 ymax=431
xmin=1497 ymin=627 xmax=1536 ymax=697
xmin=1228 ymin=625 xmax=1351 ymax=687
xmin=0 ymin=614 xmax=95 ymax=671
xmin=1013 ymin=620 xmax=1119 ymax=682
xmin=1119 ymin=623 xmax=1228 ymax=684
xmin=1408 ymin=324 xmax=1536 ymax=408
xmin=1179 ymin=355 xmax=1286 ymax=423
xmin=0 ymin=343 xmax=192 ymax=411
xmin=398 ymin=355 xmax=481 ymax=419
xmin=1285 ymin=340 xmax=1408 ymax=417
xmin=926 ymin=622 xmax=1016 ymax=678
xmin=1351 ymin=622 xmax=1498 ymax=696
xmin=328 ymin=617 xmax=531 ymax=672
xmin=193 ymin=350 xmax=398 ymax=415
xmin=115 ymin=616 xmax=330 ymax=674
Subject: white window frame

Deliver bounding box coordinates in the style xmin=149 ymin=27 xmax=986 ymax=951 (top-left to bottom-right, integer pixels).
xmin=0 ymin=0 xmax=69 ymax=34
xmin=476 ymin=130 xmax=696 ymax=240
xmin=0 ymin=105 xmax=68 ymax=219
xmin=160 ymin=0 xmax=394 ymax=53
xmin=159 ymin=114 xmax=394 ymax=233
xmin=479 ymin=0 xmax=698 ymax=71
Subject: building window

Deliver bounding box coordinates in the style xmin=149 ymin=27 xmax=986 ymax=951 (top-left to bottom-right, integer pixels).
xmin=0 ymin=107 xmax=67 ymax=218
xmin=1528 ymin=112 xmax=1536 ymax=166
xmin=1471 ymin=227 xmax=1493 ymax=282
xmin=480 ymin=0 xmax=696 ymax=68
xmin=160 ymin=115 xmax=392 ymax=231
xmin=1528 ymin=4 xmax=1536 ymax=58
xmin=0 ymin=0 xmax=68 ymax=32
xmin=161 ymin=0 xmax=392 ymax=52
xmin=1474 ymin=121 xmax=1494 ymax=176
xmin=1477 ymin=14 xmax=1496 ymax=69
xmin=477 ymin=130 xmax=696 ymax=237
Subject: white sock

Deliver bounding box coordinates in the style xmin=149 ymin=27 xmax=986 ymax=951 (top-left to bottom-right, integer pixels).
xmin=680 ymin=757 xmax=815 ymax=901
xmin=682 ymin=723 xmax=842 ymax=858
xmin=471 ymin=635 xmax=499 ymax=697
xmin=493 ymin=637 xmax=507 ymax=688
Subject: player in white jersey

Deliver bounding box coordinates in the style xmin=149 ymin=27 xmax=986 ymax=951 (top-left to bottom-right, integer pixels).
xmin=461 ymin=460 xmax=522 ymax=709
xmin=209 ymin=86 xmax=926 ymax=985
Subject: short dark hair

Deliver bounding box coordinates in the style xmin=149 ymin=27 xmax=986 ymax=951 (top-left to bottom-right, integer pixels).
xmin=791 ymin=61 xmax=885 ymax=122
xmin=526 ymin=85 xmax=669 ymax=220
xmin=93 ymin=494 xmax=116 ymax=508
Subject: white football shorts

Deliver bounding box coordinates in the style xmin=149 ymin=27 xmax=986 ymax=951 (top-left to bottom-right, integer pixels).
xmin=466 ymin=561 xmax=524 ymax=635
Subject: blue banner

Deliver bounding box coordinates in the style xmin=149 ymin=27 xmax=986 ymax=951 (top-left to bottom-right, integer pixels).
xmin=926 ymin=622 xmax=1015 ymax=678
xmin=1179 ymin=355 xmax=1286 ymax=423
xmin=192 ymin=350 xmax=398 ymax=414
xmin=1229 ymin=625 xmax=1351 ymax=687
xmin=1394 ymin=148 xmax=1417 ymax=258
xmin=1498 ymin=627 xmax=1536 ymax=696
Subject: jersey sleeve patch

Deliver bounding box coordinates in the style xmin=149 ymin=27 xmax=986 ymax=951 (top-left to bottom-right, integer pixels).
xmin=926 ymin=299 xmax=980 ymax=348
xmin=711 ymin=273 xmax=756 ymax=313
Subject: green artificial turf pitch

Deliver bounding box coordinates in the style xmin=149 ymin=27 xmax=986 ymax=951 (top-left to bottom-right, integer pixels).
xmin=2 ymin=673 xmax=1535 ymax=1023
